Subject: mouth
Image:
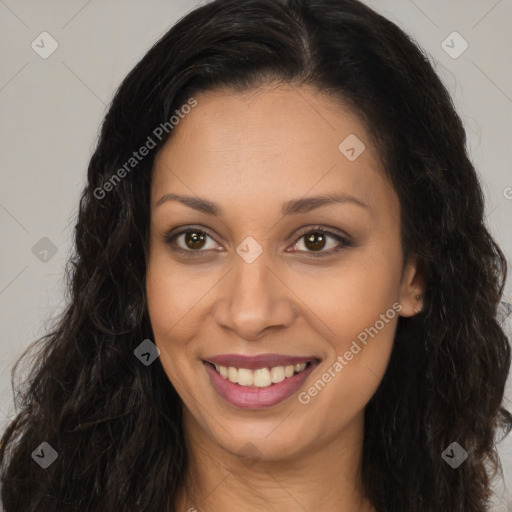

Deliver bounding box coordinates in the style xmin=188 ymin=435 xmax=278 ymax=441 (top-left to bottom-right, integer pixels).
xmin=202 ymin=354 xmax=321 ymax=409
xmin=204 ymin=360 xmax=317 ymax=388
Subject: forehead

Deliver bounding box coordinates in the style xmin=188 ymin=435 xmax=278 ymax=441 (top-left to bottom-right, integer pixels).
xmin=151 ymin=84 xmax=397 ymax=217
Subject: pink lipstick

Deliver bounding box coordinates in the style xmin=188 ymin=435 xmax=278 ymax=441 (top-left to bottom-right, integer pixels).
xmin=203 ymin=353 xmax=320 ymax=409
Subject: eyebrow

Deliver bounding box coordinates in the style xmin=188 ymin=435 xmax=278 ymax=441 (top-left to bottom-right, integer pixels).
xmin=154 ymin=192 xmax=369 ymax=216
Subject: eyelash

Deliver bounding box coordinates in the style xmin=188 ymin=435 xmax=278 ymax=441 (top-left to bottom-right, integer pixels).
xmin=163 ymin=225 xmax=352 ymax=258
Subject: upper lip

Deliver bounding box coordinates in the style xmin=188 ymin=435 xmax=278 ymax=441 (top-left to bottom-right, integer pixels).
xmin=204 ymin=353 xmax=319 ymax=370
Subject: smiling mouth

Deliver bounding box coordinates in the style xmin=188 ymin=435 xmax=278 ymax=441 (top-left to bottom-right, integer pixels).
xmin=205 ymin=360 xmax=318 ymax=388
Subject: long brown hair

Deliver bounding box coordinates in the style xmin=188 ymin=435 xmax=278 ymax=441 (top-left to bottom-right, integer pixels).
xmin=1 ymin=1 xmax=511 ymax=510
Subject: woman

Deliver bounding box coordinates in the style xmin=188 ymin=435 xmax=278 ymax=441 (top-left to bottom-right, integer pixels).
xmin=1 ymin=0 xmax=511 ymax=510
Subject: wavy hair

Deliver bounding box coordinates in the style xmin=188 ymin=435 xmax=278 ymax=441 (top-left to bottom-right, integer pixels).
xmin=1 ymin=0 xmax=511 ymax=510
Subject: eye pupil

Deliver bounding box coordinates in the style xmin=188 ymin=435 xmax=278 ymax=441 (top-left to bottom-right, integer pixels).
xmin=305 ymin=232 xmax=326 ymax=251
xmin=185 ymin=231 xmax=206 ymax=249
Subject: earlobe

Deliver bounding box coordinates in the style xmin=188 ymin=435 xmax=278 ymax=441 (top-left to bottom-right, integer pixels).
xmin=412 ymin=294 xmax=423 ymax=315
xmin=398 ymin=255 xmax=426 ymax=317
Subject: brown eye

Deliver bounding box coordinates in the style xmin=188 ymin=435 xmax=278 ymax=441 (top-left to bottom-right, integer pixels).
xmin=165 ymin=225 xmax=350 ymax=258
xmin=165 ymin=228 xmax=219 ymax=253
xmin=292 ymin=229 xmax=348 ymax=256
xmin=303 ymin=232 xmax=327 ymax=252
xmin=184 ymin=231 xmax=207 ymax=250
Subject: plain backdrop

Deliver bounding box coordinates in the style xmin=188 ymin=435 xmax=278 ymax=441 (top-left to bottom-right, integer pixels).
xmin=0 ymin=0 xmax=511 ymax=509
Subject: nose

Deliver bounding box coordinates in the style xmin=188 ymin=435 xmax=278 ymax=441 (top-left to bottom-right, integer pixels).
xmin=212 ymin=251 xmax=296 ymax=341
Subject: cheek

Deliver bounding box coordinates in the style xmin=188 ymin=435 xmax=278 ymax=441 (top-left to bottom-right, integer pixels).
xmin=146 ymin=250 xmax=214 ymax=341
xmin=297 ymin=241 xmax=403 ymax=343
xmin=145 ymin=250 xmax=213 ymax=387
xmin=299 ymin=324 xmax=396 ymax=437
xmin=294 ymin=242 xmax=402 ymax=409
xmin=297 ymin=279 xmax=400 ymax=429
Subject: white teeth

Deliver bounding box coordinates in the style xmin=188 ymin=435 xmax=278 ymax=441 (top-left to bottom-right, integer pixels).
xmin=253 ymin=368 xmax=271 ymax=387
xmin=215 ymin=362 xmax=311 ymax=388
xmin=270 ymin=366 xmax=285 ymax=383
xmin=295 ymin=362 xmax=307 ymax=373
xmin=228 ymin=366 xmax=237 ymax=383
xmin=236 ymin=368 xmax=253 ymax=386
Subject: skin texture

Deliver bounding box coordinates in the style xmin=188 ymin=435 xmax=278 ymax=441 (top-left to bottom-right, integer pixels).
xmin=146 ymin=84 xmax=425 ymax=512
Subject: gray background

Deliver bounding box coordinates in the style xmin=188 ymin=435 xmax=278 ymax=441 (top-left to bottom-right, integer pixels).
xmin=0 ymin=0 xmax=511 ymax=509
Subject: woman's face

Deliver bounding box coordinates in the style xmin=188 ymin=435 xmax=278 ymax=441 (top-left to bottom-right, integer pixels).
xmin=146 ymin=84 xmax=422 ymax=461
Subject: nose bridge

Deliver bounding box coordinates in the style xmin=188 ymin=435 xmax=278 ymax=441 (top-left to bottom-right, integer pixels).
xmin=215 ymin=242 xmax=295 ymax=340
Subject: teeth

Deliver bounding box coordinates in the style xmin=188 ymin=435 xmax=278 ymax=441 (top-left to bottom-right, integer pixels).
xmin=237 ymin=368 xmax=253 ymax=386
xmin=216 ymin=362 xmax=310 ymax=388
xmin=284 ymin=365 xmax=295 ymax=377
xmin=270 ymin=366 xmax=285 ymax=383
xmin=228 ymin=366 xmax=237 ymax=382
xmin=253 ymin=368 xmax=271 ymax=387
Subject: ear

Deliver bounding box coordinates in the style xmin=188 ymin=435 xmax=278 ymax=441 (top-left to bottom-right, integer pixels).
xmin=398 ymin=253 xmax=426 ymax=317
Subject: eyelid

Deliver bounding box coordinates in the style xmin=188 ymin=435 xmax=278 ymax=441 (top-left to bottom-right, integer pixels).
xmin=163 ymin=224 xmax=352 ymax=256
xmin=163 ymin=224 xmax=221 ymax=255
xmin=289 ymin=225 xmax=352 ymax=256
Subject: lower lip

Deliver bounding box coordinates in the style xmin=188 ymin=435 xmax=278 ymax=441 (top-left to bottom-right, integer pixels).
xmin=203 ymin=361 xmax=319 ymax=409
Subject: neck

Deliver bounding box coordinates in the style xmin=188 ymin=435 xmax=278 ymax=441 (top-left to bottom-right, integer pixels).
xmin=174 ymin=409 xmax=375 ymax=512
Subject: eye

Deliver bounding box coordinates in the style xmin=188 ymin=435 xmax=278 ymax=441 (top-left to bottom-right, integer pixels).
xmin=163 ymin=225 xmax=351 ymax=257
xmin=165 ymin=227 xmax=220 ymax=254
xmin=289 ymin=227 xmax=351 ymax=257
